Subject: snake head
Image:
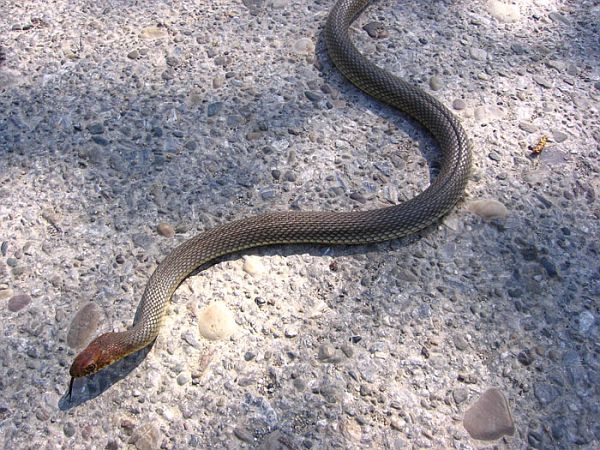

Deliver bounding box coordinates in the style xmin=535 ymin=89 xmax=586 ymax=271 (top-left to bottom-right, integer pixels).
xmin=69 ymin=332 xmax=120 ymax=378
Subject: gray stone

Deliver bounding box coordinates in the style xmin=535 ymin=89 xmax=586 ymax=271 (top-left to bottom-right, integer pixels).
xmin=7 ymin=294 xmax=31 ymax=312
xmin=463 ymin=388 xmax=515 ymax=441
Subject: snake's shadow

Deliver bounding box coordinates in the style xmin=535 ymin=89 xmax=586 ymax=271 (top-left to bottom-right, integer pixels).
xmin=60 ymin=14 xmax=449 ymax=410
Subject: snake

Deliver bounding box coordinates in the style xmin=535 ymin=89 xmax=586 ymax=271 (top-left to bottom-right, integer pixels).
xmin=68 ymin=0 xmax=472 ymax=397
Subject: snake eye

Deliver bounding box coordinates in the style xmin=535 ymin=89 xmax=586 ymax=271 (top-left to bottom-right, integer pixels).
xmin=85 ymin=363 xmax=97 ymax=375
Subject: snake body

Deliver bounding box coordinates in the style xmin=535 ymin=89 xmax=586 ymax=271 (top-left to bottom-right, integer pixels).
xmin=69 ymin=0 xmax=472 ymax=386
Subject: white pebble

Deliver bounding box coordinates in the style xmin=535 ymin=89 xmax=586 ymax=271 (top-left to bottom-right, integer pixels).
xmin=486 ymin=0 xmax=521 ymax=23
xmin=579 ymin=311 xmax=595 ymax=334
xmin=197 ymin=302 xmax=237 ymax=340
xmin=292 ymin=38 xmax=314 ymax=55
xmin=243 ymin=255 xmax=265 ymax=276
xmin=468 ymin=199 xmax=508 ymax=221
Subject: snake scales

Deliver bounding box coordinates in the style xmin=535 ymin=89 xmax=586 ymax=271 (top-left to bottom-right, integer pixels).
xmin=68 ymin=0 xmax=472 ymax=395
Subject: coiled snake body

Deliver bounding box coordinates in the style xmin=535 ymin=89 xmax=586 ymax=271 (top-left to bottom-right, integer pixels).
xmin=69 ymin=0 xmax=472 ymax=394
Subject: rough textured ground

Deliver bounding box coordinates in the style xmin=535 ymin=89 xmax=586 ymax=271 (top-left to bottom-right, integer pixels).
xmin=1 ymin=0 xmax=599 ymax=448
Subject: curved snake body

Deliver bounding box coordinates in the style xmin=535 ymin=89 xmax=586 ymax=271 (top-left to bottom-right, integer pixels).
xmin=69 ymin=0 xmax=472 ymax=389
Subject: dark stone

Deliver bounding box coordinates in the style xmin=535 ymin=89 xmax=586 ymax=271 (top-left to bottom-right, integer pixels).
xmin=91 ymin=136 xmax=109 ymax=146
xmin=363 ymin=21 xmax=389 ymax=39
xmin=207 ymin=102 xmax=223 ymax=117
xmin=87 ymin=122 xmax=104 ymax=134
xmin=517 ymin=349 xmax=534 ymax=366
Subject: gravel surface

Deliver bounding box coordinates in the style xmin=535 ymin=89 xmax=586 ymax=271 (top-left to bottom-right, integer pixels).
xmin=1 ymin=0 xmax=599 ymax=448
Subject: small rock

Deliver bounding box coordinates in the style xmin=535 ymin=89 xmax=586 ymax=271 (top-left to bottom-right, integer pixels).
xmin=304 ymin=91 xmax=322 ymax=102
xmin=130 ymin=423 xmax=162 ymax=450
xmin=157 ymin=222 xmax=175 ymax=238
xmin=533 ymin=75 xmax=552 ymax=88
xmin=453 ymin=388 xmax=469 ymax=404
xmin=454 ymin=335 xmax=469 ymax=351
xmin=429 ymin=76 xmax=443 ymax=91
xmin=87 ymin=122 xmax=104 ymax=134
xmin=349 ymin=192 xmax=367 ymax=204
xmin=362 ymin=21 xmax=389 ymax=39
xmin=486 ymin=0 xmax=521 ymax=23
xmin=197 ymin=302 xmax=236 ymax=340
xmin=233 ymin=427 xmax=254 ymax=443
xmin=177 ymin=372 xmax=191 ymax=385
xmin=284 ymin=327 xmax=298 ymax=338
xmin=212 ymin=77 xmax=225 ymax=88
xmin=339 ymin=418 xmax=362 ymax=441
xmin=469 ymin=47 xmax=487 ymax=61
xmin=317 ymin=343 xmax=343 ymax=364
xmin=127 ymin=50 xmax=140 ymax=59
xmin=452 ymin=99 xmax=466 ymax=110
xmin=7 ymin=294 xmax=31 ymax=312
xmin=91 ymin=136 xmax=109 ymax=146
xmin=67 ymin=303 xmax=100 ymax=349
xmin=578 ymin=310 xmax=594 ymax=334
xmin=317 ymin=343 xmax=336 ymax=361
xmin=463 ymin=388 xmax=515 ymax=440
xmin=207 ymin=102 xmax=223 ymax=117
xmin=0 ymin=288 xmax=13 ymax=301
xmin=63 ymin=421 xmax=76 ymax=437
xmin=467 ymin=199 xmax=508 ymax=221
xmin=292 ymin=38 xmax=314 ymax=55
xmin=242 ymin=255 xmax=265 ymax=276
xmin=140 ymin=26 xmax=168 ymax=40
xmin=519 ymin=122 xmax=537 ymax=133
xmin=551 ymin=129 xmax=568 ymax=143
xmin=517 ymin=349 xmax=534 ymax=366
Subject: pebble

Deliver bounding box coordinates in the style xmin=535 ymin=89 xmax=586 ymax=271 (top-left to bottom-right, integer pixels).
xmin=518 ymin=122 xmax=537 ymax=133
xmin=317 ymin=343 xmax=336 ymax=361
xmin=486 ymin=0 xmax=521 ymax=22
xmin=233 ymin=427 xmax=254 ymax=443
xmin=157 ymin=222 xmax=175 ymax=238
xmin=67 ymin=303 xmax=100 ymax=349
xmin=242 ymin=255 xmax=265 ymax=276
xmin=467 ymin=199 xmax=508 ymax=221
xmin=463 ymin=388 xmax=515 ymax=440
xmin=362 ymin=21 xmax=388 ymax=39
xmin=452 ymin=99 xmax=466 ymax=110
xmin=453 ymin=388 xmax=469 ymax=404
xmin=130 ymin=423 xmax=162 ymax=450
xmin=197 ymin=302 xmax=236 ymax=340
xmin=292 ymin=38 xmax=314 ymax=55
xmin=207 ymin=102 xmax=223 ymax=117
xmin=578 ymin=310 xmax=594 ymax=334
xmin=177 ymin=372 xmax=191 ymax=385
xmin=63 ymin=421 xmax=76 ymax=437
xmin=469 ymin=47 xmax=487 ymax=61
xmin=429 ymin=76 xmax=443 ymax=91
xmin=87 ymin=123 xmax=104 ymax=134
xmin=284 ymin=326 xmax=298 ymax=338
xmin=551 ymin=129 xmax=568 ymax=143
xmin=533 ymin=75 xmax=552 ymax=89
xmin=0 ymin=288 xmax=13 ymax=301
xmin=140 ymin=26 xmax=168 ymax=40
xmin=7 ymin=294 xmax=31 ymax=312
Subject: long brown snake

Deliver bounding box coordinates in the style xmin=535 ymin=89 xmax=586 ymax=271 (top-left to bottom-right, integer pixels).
xmin=68 ymin=0 xmax=472 ymax=398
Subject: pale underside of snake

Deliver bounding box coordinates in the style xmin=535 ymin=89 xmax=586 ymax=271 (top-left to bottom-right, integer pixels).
xmin=68 ymin=0 xmax=472 ymax=398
